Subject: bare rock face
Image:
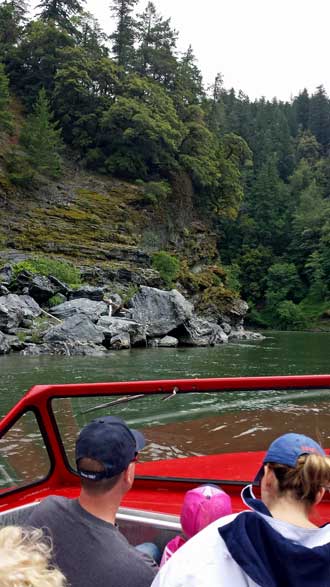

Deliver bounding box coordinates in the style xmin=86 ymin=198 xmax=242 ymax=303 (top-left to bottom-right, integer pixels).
xmin=179 ymin=317 xmax=228 ymax=346
xmin=0 ymin=331 xmax=12 ymax=354
xmin=158 ymin=336 xmax=179 ymax=347
xmin=220 ymin=299 xmax=249 ymax=331
xmin=97 ymin=316 xmax=146 ymax=347
xmin=43 ymin=314 xmax=104 ymax=344
xmin=129 ymin=286 xmax=193 ymax=337
xmin=0 ymin=294 xmax=42 ymax=333
xmin=51 ymin=299 xmax=108 ymax=323
xmin=69 ymin=285 xmax=105 ymax=301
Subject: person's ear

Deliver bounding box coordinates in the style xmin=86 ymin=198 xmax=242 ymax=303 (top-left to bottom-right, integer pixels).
xmin=123 ymin=461 xmax=135 ymax=486
xmin=262 ymin=464 xmax=277 ymax=489
xmin=315 ymin=487 xmax=325 ymax=506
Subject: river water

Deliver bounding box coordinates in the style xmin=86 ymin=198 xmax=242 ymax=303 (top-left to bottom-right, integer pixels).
xmin=1 ymin=331 xmax=330 ymax=461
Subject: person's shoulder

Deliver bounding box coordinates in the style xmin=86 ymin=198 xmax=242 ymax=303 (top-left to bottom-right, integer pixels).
xmin=28 ymin=495 xmax=71 ymax=522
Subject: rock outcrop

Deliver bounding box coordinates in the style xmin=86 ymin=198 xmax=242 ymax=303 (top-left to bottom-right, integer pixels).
xmin=0 ymin=262 xmax=263 ymax=356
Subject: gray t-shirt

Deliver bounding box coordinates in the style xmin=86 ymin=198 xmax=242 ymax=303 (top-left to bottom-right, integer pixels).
xmin=28 ymin=496 xmax=157 ymax=587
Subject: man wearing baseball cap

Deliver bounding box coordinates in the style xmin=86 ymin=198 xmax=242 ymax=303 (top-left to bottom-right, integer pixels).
xmin=28 ymin=416 xmax=157 ymax=587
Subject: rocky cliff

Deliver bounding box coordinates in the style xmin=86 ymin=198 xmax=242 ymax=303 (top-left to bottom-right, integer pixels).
xmin=0 ymin=166 xmax=260 ymax=355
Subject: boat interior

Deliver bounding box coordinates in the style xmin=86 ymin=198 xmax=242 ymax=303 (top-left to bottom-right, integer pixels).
xmin=0 ymin=502 xmax=181 ymax=551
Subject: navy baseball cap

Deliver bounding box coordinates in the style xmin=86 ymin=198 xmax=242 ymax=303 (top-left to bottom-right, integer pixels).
xmin=253 ymin=433 xmax=325 ymax=485
xmin=75 ymin=415 xmax=145 ymax=480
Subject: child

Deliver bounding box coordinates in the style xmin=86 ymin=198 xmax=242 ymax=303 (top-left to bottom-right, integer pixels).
xmin=160 ymin=484 xmax=232 ymax=566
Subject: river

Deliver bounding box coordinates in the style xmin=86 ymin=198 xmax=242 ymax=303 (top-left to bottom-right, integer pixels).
xmin=1 ymin=331 xmax=330 ymax=417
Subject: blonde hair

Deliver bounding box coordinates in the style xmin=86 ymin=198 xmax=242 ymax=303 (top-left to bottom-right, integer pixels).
xmin=0 ymin=526 xmax=66 ymax=587
xmin=268 ymin=453 xmax=330 ymax=505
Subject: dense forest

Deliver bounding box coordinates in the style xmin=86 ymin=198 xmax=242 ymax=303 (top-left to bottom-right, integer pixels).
xmin=0 ymin=0 xmax=330 ymax=329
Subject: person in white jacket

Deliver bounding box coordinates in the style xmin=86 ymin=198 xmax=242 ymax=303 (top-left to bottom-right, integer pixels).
xmin=151 ymin=433 xmax=330 ymax=587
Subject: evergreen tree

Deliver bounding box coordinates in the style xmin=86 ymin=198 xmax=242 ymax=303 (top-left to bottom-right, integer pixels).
xmin=20 ymin=87 xmax=63 ymax=177
xmin=8 ymin=20 xmax=74 ymax=105
xmin=110 ymin=0 xmax=137 ymax=69
xmin=206 ymin=72 xmax=227 ymax=134
xmin=100 ymin=76 xmax=184 ymax=178
xmin=135 ymin=2 xmax=177 ymax=86
xmin=37 ymin=0 xmax=85 ymax=32
xmin=0 ymin=62 xmax=13 ymax=132
xmin=293 ymin=89 xmax=310 ymax=131
xmin=172 ymin=45 xmax=203 ymax=112
xmin=309 ymin=85 xmax=330 ymax=150
xmin=0 ymin=0 xmax=28 ymax=58
xmin=76 ymin=12 xmax=109 ymax=58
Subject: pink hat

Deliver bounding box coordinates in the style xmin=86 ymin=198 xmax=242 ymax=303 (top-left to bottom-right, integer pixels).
xmin=180 ymin=485 xmax=232 ymax=539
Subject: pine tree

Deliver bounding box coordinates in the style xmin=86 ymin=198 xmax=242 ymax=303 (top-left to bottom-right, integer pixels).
xmin=37 ymin=0 xmax=85 ymax=31
xmin=309 ymin=85 xmax=330 ymax=150
xmin=135 ymin=2 xmax=177 ymax=84
xmin=293 ymin=89 xmax=310 ymax=131
xmin=110 ymin=0 xmax=137 ymax=69
xmin=20 ymin=87 xmax=63 ymax=177
xmin=0 ymin=0 xmax=28 ymax=57
xmin=173 ymin=45 xmax=203 ymax=111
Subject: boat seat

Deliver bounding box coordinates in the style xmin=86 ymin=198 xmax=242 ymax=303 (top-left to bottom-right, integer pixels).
xmin=0 ymin=502 xmax=37 ymax=527
xmin=0 ymin=502 xmax=181 ymax=550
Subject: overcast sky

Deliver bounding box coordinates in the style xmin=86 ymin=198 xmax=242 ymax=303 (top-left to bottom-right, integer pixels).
xmin=32 ymin=0 xmax=330 ymax=101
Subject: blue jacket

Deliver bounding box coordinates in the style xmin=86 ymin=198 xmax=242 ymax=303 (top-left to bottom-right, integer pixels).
xmin=219 ymin=488 xmax=330 ymax=587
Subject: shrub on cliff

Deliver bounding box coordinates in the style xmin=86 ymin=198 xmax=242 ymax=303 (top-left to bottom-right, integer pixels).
xmin=13 ymin=257 xmax=81 ymax=286
xmin=152 ymin=251 xmax=180 ymax=288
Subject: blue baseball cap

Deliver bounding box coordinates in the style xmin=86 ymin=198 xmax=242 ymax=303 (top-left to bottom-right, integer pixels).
xmin=253 ymin=433 xmax=325 ymax=485
xmin=75 ymin=416 xmax=145 ymax=480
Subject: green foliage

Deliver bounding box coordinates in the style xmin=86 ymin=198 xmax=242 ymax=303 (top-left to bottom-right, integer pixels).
xmin=3 ymin=0 xmax=330 ymax=331
xmin=101 ymin=76 xmax=184 ymax=178
xmin=48 ymin=294 xmax=65 ymax=307
xmin=265 ymin=262 xmax=303 ymax=307
xmin=135 ymin=2 xmax=177 ymax=85
xmin=5 ymin=147 xmax=35 ymax=186
xmin=37 ymin=0 xmax=85 ymax=32
xmin=20 ymin=87 xmax=63 ymax=178
xmin=0 ymin=0 xmax=27 ymax=58
xmin=110 ymin=0 xmax=137 ymax=69
xmin=9 ymin=20 xmax=74 ymax=105
xmin=198 ymin=285 xmax=238 ymax=315
xmin=13 ymin=257 xmax=81 ymax=286
xmin=275 ymin=301 xmax=307 ymax=330
xmin=152 ymin=251 xmax=180 ymax=287
xmin=223 ymin=263 xmax=241 ymax=293
xmin=0 ymin=62 xmax=13 ymax=132
xmin=139 ymin=180 xmax=171 ymax=205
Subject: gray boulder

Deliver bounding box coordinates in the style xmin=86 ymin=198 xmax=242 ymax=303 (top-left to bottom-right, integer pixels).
xmin=0 ymin=331 xmax=12 ymax=354
xmin=48 ymin=275 xmax=70 ymax=296
xmin=43 ymin=314 xmax=104 ymax=344
xmin=0 ymin=264 xmax=13 ymax=284
xmin=179 ymin=317 xmax=228 ymax=346
xmin=97 ymin=316 xmax=146 ymax=347
xmin=0 ymin=285 xmax=9 ymax=296
xmin=109 ymin=333 xmax=131 ymax=350
xmin=28 ymin=275 xmax=57 ymax=304
xmin=0 ymin=294 xmax=42 ymax=333
xmin=51 ymin=299 xmax=108 ymax=323
xmin=129 ymin=286 xmax=193 ymax=337
xmin=158 ymin=336 xmax=179 ymax=347
xmin=220 ymin=299 xmax=249 ymax=331
xmin=22 ymin=341 xmax=107 ymax=356
xmin=70 ymin=285 xmax=105 ymax=301
xmin=229 ymin=330 xmax=265 ymax=341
